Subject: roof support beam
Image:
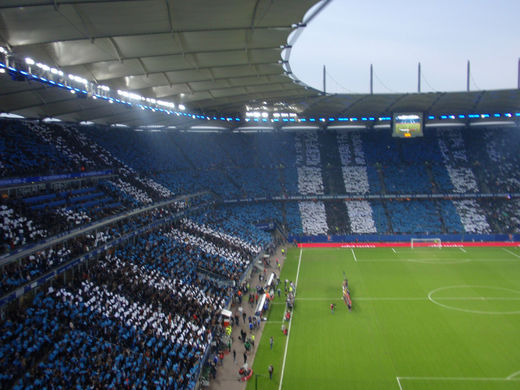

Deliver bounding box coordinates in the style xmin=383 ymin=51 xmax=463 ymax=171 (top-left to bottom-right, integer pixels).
xmin=124 ymin=70 xmax=284 ymax=95
xmin=383 ymin=94 xmax=407 ymax=113
xmin=425 ymin=92 xmax=447 ymax=113
xmin=137 ymin=58 xmax=149 ymax=77
xmin=0 ymin=1 xmax=147 ymax=10
xmin=108 ymin=37 xmax=124 ymax=63
xmin=94 ymin=61 xmax=280 ymax=82
xmin=52 ymin=45 xmax=282 ymax=68
xmin=469 ymin=90 xmax=486 ymax=113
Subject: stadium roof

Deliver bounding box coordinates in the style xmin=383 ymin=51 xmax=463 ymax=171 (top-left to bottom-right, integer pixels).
xmin=0 ymin=0 xmax=519 ymax=128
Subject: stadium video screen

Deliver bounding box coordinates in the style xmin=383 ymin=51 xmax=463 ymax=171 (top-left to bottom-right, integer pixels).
xmin=392 ymin=112 xmax=423 ymax=138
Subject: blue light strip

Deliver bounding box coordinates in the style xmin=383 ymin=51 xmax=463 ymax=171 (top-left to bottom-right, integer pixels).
xmin=0 ymin=61 xmax=519 ymax=126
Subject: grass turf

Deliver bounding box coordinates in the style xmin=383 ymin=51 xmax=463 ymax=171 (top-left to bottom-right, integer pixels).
xmin=247 ymin=246 xmax=520 ymax=390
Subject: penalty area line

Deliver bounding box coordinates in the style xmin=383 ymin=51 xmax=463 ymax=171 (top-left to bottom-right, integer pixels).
xmin=507 ymin=370 xmax=520 ymax=380
xmin=503 ymin=248 xmax=520 ymax=259
xmin=351 ymin=248 xmax=357 ymax=262
xmin=398 ymin=376 xmax=520 ymax=382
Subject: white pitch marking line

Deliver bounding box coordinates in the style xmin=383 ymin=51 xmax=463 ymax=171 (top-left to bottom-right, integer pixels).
xmin=278 ymin=248 xmax=303 ymax=390
xmin=503 ymin=248 xmax=520 ymax=259
xmin=507 ymin=370 xmax=520 ymax=380
xmin=398 ymin=376 xmax=520 ymax=382
xmin=294 ymin=296 xmax=520 ymax=301
xmin=459 ymin=247 xmax=467 ymax=253
xmin=396 ymin=377 xmax=403 ymax=390
xmin=351 ymin=248 xmax=357 ymax=262
xmin=296 ymin=297 xmax=427 ymax=301
xmin=392 ymin=248 xmax=397 ymax=254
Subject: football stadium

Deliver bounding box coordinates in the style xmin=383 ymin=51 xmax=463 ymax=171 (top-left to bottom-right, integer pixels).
xmin=0 ymin=1 xmax=519 ymax=389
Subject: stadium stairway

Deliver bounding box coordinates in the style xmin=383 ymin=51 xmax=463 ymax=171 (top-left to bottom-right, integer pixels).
xmin=375 ymin=164 xmax=388 ymax=194
xmin=318 ymin=132 xmax=347 ymax=195
xmin=317 ymin=132 xmax=350 ymax=234
xmin=206 ymin=246 xmax=288 ymax=390
xmin=324 ymin=200 xmax=350 ymax=235
xmin=424 ymin=163 xmax=439 ymax=193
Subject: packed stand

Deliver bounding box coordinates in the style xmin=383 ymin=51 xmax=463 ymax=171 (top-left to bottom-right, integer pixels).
xmin=0 ymin=119 xmax=73 ymax=177
xmin=386 ymin=200 xmax=443 ymax=234
xmin=0 ymin=207 xmax=177 ymax=296
xmin=345 ymin=200 xmax=377 ymax=233
xmin=191 ymin=204 xmax=281 ymax=251
xmin=3 ymin=248 xmax=228 ymax=390
xmin=479 ymin=198 xmax=520 ymax=233
xmin=298 ymin=201 xmax=328 ymax=236
xmin=452 ymin=199 xmax=491 ymax=233
xmin=0 ymin=204 xmax=47 ymax=254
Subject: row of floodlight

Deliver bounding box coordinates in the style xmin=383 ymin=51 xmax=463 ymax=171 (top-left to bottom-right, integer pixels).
xmin=0 ymin=48 xmax=188 ymax=114
xmin=245 ymin=111 xmax=299 ymax=118
xmin=1 ymin=47 xmax=519 ymax=126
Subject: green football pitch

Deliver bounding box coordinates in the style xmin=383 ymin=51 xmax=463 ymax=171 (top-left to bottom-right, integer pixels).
xmin=248 ymin=246 xmax=520 ymax=390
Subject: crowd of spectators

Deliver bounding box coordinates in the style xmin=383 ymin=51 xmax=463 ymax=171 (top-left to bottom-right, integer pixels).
xmin=0 ymin=206 xmax=181 ymax=296
xmin=3 ymin=118 xmax=520 ymax=245
xmin=0 ymin=119 xmax=73 ymax=177
xmin=295 ymin=132 xmax=321 ymax=167
xmin=452 ymin=200 xmax=490 ymax=233
xmin=297 ymin=166 xmax=324 ymax=195
xmin=446 ymin=166 xmax=478 ymax=193
xmin=342 ymin=166 xmax=370 ymax=194
xmin=437 ymin=199 xmax=465 ymax=233
xmin=3 ymin=249 xmax=227 ymax=389
xmin=480 ymin=198 xmax=520 ymax=233
xmin=345 ymin=201 xmax=377 ymax=233
xmin=191 ymin=204 xmax=279 ymax=250
xmin=298 ymin=201 xmax=328 ymax=236
xmin=386 ymin=200 xmax=443 ymax=234
xmin=0 ymin=204 xmax=47 ymax=253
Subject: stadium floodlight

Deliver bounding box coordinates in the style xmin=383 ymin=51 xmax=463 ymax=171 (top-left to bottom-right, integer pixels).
xmin=37 ymin=63 xmax=50 ymax=72
xmin=157 ymin=100 xmax=174 ymax=109
xmin=68 ymin=73 xmax=88 ymax=85
xmin=25 ymin=57 xmax=35 ymax=65
xmin=0 ymin=68 xmax=4 ymax=74
xmin=0 ymin=112 xmax=24 ymax=118
xmin=0 ymin=47 xmax=6 ymax=53
xmin=179 ymin=104 xmax=186 ymax=110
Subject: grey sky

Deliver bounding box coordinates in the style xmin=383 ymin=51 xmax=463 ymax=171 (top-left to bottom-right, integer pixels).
xmin=289 ymin=0 xmax=520 ymax=94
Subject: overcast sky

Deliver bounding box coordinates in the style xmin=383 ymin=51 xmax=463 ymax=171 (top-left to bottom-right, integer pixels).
xmin=289 ymin=0 xmax=520 ymax=94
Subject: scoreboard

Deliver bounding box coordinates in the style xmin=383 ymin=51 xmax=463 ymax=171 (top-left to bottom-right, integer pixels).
xmin=392 ymin=113 xmax=423 ymax=138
